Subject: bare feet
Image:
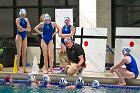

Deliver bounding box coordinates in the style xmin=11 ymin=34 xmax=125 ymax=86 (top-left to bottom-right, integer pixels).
xmin=118 ymin=82 xmax=126 ymax=86
xmin=43 ymin=70 xmax=48 ymax=74
xmin=23 ymin=70 xmax=28 ymax=73
xmin=50 ymin=70 xmax=54 ymax=74
xmin=17 ymin=70 xmax=22 ymax=73
xmin=117 ymin=82 xmax=126 ymax=86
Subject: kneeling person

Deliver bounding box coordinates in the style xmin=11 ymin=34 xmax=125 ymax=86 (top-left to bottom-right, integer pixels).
xmin=59 ymin=37 xmax=86 ymax=76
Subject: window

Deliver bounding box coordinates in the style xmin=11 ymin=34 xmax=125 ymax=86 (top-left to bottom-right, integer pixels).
xmin=0 ymin=0 xmax=13 ymax=6
xmin=0 ymin=9 xmax=13 ymax=37
xmin=17 ymin=0 xmax=38 ymax=6
xmin=42 ymin=0 xmax=65 ymax=6
xmin=115 ymin=0 xmax=140 ymax=27
xmin=42 ymin=8 xmax=55 ymax=21
xmin=68 ymin=0 xmax=79 ymax=5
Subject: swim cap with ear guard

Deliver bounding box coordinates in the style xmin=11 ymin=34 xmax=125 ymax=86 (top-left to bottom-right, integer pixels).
xmin=44 ymin=14 xmax=51 ymax=21
xmin=19 ymin=9 xmax=26 ymax=16
xmin=122 ymin=47 xmax=130 ymax=55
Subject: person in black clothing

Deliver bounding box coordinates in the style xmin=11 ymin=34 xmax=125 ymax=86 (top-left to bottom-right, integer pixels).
xmin=38 ymin=14 xmax=44 ymax=70
xmin=59 ymin=37 xmax=86 ymax=76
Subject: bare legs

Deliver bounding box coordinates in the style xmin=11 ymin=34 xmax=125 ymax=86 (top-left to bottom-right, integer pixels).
xmin=22 ymin=37 xmax=27 ymax=72
xmin=48 ymin=40 xmax=54 ymax=74
xmin=114 ymin=67 xmax=135 ymax=86
xmin=15 ymin=35 xmax=27 ymax=73
xmin=41 ymin=40 xmax=54 ymax=74
xmin=41 ymin=40 xmax=48 ymax=73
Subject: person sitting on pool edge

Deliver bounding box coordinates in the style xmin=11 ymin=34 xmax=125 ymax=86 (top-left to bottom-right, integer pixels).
xmin=59 ymin=37 xmax=86 ymax=76
xmin=110 ymin=47 xmax=139 ymax=86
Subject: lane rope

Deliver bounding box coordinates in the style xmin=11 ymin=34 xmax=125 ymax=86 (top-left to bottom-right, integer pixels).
xmin=0 ymin=79 xmax=140 ymax=90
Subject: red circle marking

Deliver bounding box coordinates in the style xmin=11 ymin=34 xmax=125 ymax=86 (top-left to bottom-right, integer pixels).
xmin=129 ymin=41 xmax=134 ymax=47
xmin=84 ymin=41 xmax=88 ymax=47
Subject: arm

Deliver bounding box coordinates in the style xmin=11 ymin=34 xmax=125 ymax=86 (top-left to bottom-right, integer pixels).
xmin=34 ymin=22 xmax=44 ymax=35
xmin=52 ymin=22 xmax=59 ymax=38
xmin=59 ymin=26 xmax=75 ymax=38
xmin=110 ymin=57 xmax=128 ymax=73
xmin=77 ymin=55 xmax=84 ymax=67
xmin=25 ymin=18 xmax=31 ymax=32
xmin=16 ymin=18 xmax=24 ymax=32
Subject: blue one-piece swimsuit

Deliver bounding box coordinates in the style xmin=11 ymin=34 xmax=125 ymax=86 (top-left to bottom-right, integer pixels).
xmin=17 ymin=18 xmax=27 ymax=41
xmin=125 ymin=54 xmax=139 ymax=78
xmin=42 ymin=22 xmax=54 ymax=45
xmin=61 ymin=25 xmax=71 ymax=45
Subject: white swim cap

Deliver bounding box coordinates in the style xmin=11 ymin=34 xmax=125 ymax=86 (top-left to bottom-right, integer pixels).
xmin=28 ymin=73 xmax=36 ymax=82
xmin=92 ymin=80 xmax=100 ymax=88
xmin=19 ymin=9 xmax=26 ymax=16
xmin=44 ymin=14 xmax=51 ymax=21
xmin=75 ymin=77 xmax=84 ymax=86
xmin=64 ymin=17 xmax=70 ymax=21
xmin=42 ymin=74 xmax=50 ymax=82
xmin=122 ymin=47 xmax=130 ymax=55
xmin=59 ymin=78 xmax=68 ymax=86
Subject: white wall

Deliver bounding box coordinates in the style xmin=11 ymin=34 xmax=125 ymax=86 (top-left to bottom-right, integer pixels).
xmin=75 ymin=27 xmax=107 ymax=72
xmin=114 ymin=27 xmax=140 ymax=71
xmin=80 ymin=0 xmax=96 ymax=27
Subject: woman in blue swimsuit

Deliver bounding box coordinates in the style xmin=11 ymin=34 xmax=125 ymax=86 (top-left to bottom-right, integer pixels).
xmin=15 ymin=9 xmax=31 ymax=73
xmin=110 ymin=47 xmax=139 ymax=86
xmin=34 ymin=14 xmax=59 ymax=74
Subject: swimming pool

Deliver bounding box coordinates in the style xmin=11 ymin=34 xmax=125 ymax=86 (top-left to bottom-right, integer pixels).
xmin=0 ymin=84 xmax=140 ymax=93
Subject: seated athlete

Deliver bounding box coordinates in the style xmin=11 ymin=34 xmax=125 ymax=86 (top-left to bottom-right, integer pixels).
xmin=110 ymin=47 xmax=139 ymax=86
xmin=34 ymin=14 xmax=59 ymax=74
xmin=3 ymin=74 xmax=13 ymax=84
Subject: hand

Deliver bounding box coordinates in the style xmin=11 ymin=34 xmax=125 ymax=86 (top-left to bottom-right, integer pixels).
xmin=52 ymin=34 xmax=55 ymax=38
xmin=39 ymin=32 xmax=43 ymax=37
xmin=73 ymin=64 xmax=79 ymax=70
xmin=18 ymin=27 xmax=25 ymax=32
xmin=110 ymin=67 xmax=114 ymax=73
xmin=61 ymin=46 xmax=66 ymax=53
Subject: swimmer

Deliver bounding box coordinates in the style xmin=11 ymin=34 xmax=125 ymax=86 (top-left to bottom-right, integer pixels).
xmin=15 ymin=9 xmax=31 ymax=73
xmin=39 ymin=74 xmax=54 ymax=88
xmin=28 ymin=73 xmax=40 ymax=88
xmin=66 ymin=77 xmax=84 ymax=89
xmin=3 ymin=74 xmax=13 ymax=84
xmin=110 ymin=47 xmax=139 ymax=86
xmin=34 ymin=14 xmax=59 ymax=74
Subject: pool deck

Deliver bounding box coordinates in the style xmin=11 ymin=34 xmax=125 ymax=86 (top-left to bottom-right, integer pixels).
xmin=0 ymin=67 xmax=140 ymax=86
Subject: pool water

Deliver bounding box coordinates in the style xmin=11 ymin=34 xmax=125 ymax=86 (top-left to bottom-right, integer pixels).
xmin=0 ymin=84 xmax=140 ymax=93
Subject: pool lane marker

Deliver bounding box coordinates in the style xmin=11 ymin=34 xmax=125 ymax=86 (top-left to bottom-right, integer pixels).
xmin=0 ymin=79 xmax=140 ymax=90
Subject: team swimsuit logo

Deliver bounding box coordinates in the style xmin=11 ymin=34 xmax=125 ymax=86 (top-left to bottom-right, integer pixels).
xmin=46 ymin=26 xmax=49 ymax=29
xmin=65 ymin=28 xmax=68 ymax=31
xmin=22 ymin=20 xmax=25 ymax=24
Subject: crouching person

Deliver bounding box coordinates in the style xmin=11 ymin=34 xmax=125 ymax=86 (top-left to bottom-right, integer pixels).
xmin=110 ymin=47 xmax=139 ymax=86
xmin=59 ymin=37 xmax=86 ymax=76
